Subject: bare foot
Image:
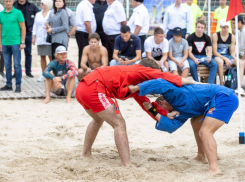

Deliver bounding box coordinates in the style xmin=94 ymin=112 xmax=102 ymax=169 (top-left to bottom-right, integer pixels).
xmin=81 ymin=153 xmax=94 ymax=159
xmin=43 ymin=98 xmax=50 ymax=104
xmin=192 ymin=155 xmax=208 ymax=164
xmin=66 ymin=98 xmax=71 ymax=103
xmin=208 ymin=168 xmax=222 ymax=175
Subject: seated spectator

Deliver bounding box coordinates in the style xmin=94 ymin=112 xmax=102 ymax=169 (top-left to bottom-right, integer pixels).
xmin=77 ymin=33 xmax=108 ymax=80
xmin=213 ymin=19 xmax=245 ymax=94
xmin=110 ymin=25 xmax=141 ymax=66
xmin=187 ymin=20 xmax=218 ymax=83
xmin=143 ymin=27 xmax=169 ymax=71
xmin=168 ymin=27 xmax=189 ymax=78
xmin=42 ymin=46 xmax=78 ymax=104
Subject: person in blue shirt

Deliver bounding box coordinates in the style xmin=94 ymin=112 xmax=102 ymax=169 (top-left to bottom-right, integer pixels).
xmin=110 ymin=25 xmax=141 ymax=66
xmin=43 ymin=46 xmax=78 ymax=104
xmin=128 ymin=79 xmax=238 ymax=175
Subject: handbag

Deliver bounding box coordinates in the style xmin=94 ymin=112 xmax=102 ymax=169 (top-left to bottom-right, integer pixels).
xmin=46 ymin=33 xmax=52 ymax=43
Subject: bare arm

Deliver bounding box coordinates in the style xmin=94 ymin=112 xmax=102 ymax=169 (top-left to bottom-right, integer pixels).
xmin=68 ymin=26 xmax=77 ymax=37
xmin=112 ymin=49 xmax=121 ymax=61
xmin=188 ymin=46 xmax=199 ymax=65
xmin=199 ymin=14 xmax=205 ymax=21
xmin=169 ymin=51 xmax=179 ymax=64
xmin=230 ymin=34 xmax=236 ymax=59
xmin=121 ymin=21 xmax=127 ymax=26
xmin=212 ymin=33 xmax=226 ymax=59
xmin=45 ymin=22 xmax=51 ymax=28
xmin=182 ymin=49 xmax=189 ymax=62
xmin=19 ymin=22 xmax=26 ymax=50
xmin=134 ymin=25 xmax=141 ymax=36
xmin=146 ymin=52 xmax=156 ymax=60
xmin=84 ymin=21 xmax=92 ymax=34
xmin=80 ymin=47 xmax=89 ymax=70
xmin=127 ymin=50 xmax=141 ymax=64
xmin=160 ymin=52 xmax=168 ymax=63
xmin=0 ymin=24 xmax=2 ymax=51
xmin=100 ymin=46 xmax=108 ymax=67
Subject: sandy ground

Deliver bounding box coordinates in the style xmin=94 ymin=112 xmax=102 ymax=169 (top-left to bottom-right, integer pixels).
xmin=0 ymin=39 xmax=245 ymax=181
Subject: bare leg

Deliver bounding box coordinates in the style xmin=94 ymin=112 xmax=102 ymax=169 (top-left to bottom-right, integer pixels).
xmin=190 ymin=115 xmax=208 ymax=164
xmin=48 ymin=56 xmax=52 ymax=62
xmin=83 ymin=104 xmax=131 ymax=166
xmin=82 ymin=109 xmax=104 ymax=157
xmin=238 ymin=60 xmax=245 ymax=88
xmin=65 ymin=77 xmax=75 ymax=103
xmin=214 ymin=57 xmax=224 ymax=85
xmin=77 ymin=68 xmax=88 ymax=80
xmin=172 ymin=70 xmax=178 ymax=75
xmin=199 ymin=116 xmax=224 ymax=174
xmin=40 ymin=56 xmax=47 ymax=71
xmin=43 ymin=79 xmax=58 ymax=104
xmin=181 ymin=68 xmax=189 ymax=78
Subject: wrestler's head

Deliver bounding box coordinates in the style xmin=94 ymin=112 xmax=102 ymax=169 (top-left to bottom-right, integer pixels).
xmin=156 ymin=96 xmax=174 ymax=112
xmin=138 ymin=58 xmax=162 ymax=72
xmin=89 ymin=33 xmax=100 ymax=50
xmin=154 ymin=28 xmax=165 ymax=44
xmin=120 ymin=25 xmax=131 ymax=42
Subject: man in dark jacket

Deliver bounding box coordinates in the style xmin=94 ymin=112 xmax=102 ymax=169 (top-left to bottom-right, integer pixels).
xmin=93 ymin=0 xmax=108 ymax=47
xmin=14 ymin=0 xmax=39 ymax=78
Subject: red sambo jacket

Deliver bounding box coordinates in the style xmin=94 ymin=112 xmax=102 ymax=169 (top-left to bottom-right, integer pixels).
xmin=82 ymin=64 xmax=182 ymax=118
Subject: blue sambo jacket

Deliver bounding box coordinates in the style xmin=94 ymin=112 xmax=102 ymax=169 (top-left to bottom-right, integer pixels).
xmin=138 ymin=79 xmax=234 ymax=134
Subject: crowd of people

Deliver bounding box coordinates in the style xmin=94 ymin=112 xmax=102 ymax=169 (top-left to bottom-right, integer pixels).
xmin=0 ymin=0 xmax=244 ymax=100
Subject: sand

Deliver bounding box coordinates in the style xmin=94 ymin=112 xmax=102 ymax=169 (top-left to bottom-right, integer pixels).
xmin=0 ymin=39 xmax=245 ymax=182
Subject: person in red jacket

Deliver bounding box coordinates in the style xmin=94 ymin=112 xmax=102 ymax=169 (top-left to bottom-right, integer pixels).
xmin=75 ymin=58 xmax=196 ymax=166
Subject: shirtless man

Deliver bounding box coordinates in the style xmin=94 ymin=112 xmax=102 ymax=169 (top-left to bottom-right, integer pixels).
xmin=77 ymin=33 xmax=108 ymax=80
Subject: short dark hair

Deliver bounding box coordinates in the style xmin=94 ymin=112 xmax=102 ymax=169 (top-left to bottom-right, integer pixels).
xmin=138 ymin=58 xmax=162 ymax=72
xmin=89 ymin=33 xmax=100 ymax=41
xmin=53 ymin=0 xmax=66 ymax=14
xmin=232 ymin=15 xmax=244 ymax=24
xmin=154 ymin=28 xmax=164 ymax=35
xmin=196 ymin=20 xmax=206 ymax=28
xmin=120 ymin=25 xmax=131 ymax=33
xmin=155 ymin=96 xmax=165 ymax=103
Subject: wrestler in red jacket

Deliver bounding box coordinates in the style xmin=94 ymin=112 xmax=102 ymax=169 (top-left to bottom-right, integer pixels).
xmin=75 ymin=58 xmax=195 ymax=167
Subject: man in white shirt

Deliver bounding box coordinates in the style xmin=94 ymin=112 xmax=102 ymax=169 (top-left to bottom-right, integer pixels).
xmin=75 ymin=0 xmax=97 ymax=68
xmin=143 ymin=28 xmax=169 ymax=71
xmin=102 ymin=0 xmax=126 ymax=64
xmin=127 ymin=0 xmax=149 ymax=52
xmin=163 ymin=0 xmax=192 ymax=40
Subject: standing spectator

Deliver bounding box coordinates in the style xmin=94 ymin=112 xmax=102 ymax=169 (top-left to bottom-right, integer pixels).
xmin=76 ymin=0 xmax=97 ymax=68
xmin=0 ymin=0 xmax=26 ymax=92
xmin=65 ymin=8 xmax=77 ymax=39
xmin=127 ymin=0 xmax=149 ymax=53
xmin=45 ymin=0 xmax=69 ymax=60
xmin=0 ymin=3 xmax=4 ymax=77
xmin=163 ymin=0 xmax=192 ymax=40
xmin=14 ymin=0 xmax=39 ymax=78
xmin=212 ymin=19 xmax=245 ymax=94
xmin=184 ymin=0 xmax=204 ymax=34
xmin=168 ymin=27 xmax=189 ymax=78
xmin=93 ymin=0 xmax=108 ymax=47
xmin=214 ymin=0 xmax=232 ymax=33
xmin=187 ymin=20 xmax=218 ymax=84
xmin=32 ymin=0 xmax=53 ymax=82
xmin=110 ymin=25 xmax=141 ymax=66
xmin=102 ymin=0 xmax=126 ymax=63
xmin=143 ymin=28 xmax=169 ymax=71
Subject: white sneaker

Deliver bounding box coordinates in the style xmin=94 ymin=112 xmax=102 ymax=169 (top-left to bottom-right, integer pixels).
xmin=235 ymin=88 xmax=245 ymax=96
xmin=37 ymin=75 xmax=46 ymax=82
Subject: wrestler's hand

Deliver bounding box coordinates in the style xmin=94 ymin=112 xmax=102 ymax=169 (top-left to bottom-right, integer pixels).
xmin=167 ymin=111 xmax=180 ymax=119
xmin=128 ymin=84 xmax=140 ymax=93
xmin=143 ymin=102 xmax=152 ymax=110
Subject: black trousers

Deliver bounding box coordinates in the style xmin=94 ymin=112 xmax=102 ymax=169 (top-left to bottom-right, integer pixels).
xmin=75 ymin=31 xmax=89 ymax=68
xmin=51 ymin=43 xmax=65 ymax=60
xmin=138 ymin=35 xmax=146 ymax=53
xmin=106 ymin=34 xmax=119 ymax=63
xmin=0 ymin=51 xmax=4 ymax=73
xmin=97 ymin=32 xmax=108 ymax=48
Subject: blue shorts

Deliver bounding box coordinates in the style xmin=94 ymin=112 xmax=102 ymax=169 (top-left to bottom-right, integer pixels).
xmin=206 ymin=92 xmax=239 ymax=124
xmin=213 ymin=54 xmax=233 ymax=62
